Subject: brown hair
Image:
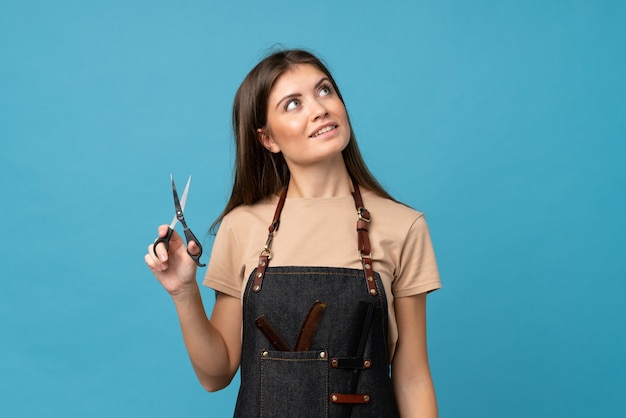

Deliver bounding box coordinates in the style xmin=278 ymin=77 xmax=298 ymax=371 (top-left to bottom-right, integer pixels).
xmin=211 ymin=49 xmax=393 ymax=232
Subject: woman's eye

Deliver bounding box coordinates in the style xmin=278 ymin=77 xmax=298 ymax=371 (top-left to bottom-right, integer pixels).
xmin=319 ymin=85 xmax=332 ymax=96
xmin=285 ymin=99 xmax=300 ymax=111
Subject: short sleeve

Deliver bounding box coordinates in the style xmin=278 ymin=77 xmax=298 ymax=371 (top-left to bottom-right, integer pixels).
xmin=202 ymin=217 xmax=244 ymax=299
xmin=392 ymin=214 xmax=441 ymax=297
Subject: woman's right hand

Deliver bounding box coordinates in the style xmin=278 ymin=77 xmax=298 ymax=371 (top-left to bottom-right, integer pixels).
xmin=145 ymin=225 xmax=201 ymax=297
xmin=145 ymin=225 xmax=242 ymax=390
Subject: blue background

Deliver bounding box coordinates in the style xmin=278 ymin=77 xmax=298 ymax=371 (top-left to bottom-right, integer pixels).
xmin=1 ymin=1 xmax=624 ymax=417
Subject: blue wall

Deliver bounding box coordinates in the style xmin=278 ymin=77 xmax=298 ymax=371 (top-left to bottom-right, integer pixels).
xmin=1 ymin=1 xmax=624 ymax=416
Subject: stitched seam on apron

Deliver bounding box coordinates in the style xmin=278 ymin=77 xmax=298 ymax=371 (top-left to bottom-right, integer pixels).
xmin=262 ymin=271 xmax=370 ymax=277
xmin=259 ymin=356 xmax=264 ymax=418
xmin=373 ymin=278 xmax=390 ymax=361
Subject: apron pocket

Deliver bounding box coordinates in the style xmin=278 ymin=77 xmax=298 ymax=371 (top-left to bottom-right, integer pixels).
xmin=260 ymin=349 xmax=329 ymax=418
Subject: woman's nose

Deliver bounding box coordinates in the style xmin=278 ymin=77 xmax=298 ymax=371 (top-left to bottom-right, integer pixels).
xmin=310 ymin=100 xmax=329 ymax=121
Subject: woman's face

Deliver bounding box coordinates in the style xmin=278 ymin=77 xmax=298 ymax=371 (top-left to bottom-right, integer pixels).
xmin=259 ymin=64 xmax=350 ymax=169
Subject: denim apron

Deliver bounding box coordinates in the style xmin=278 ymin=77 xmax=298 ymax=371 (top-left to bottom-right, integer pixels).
xmin=233 ymin=182 xmax=400 ymax=417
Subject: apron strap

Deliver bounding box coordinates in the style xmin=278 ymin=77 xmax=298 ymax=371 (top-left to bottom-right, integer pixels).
xmin=253 ymin=180 xmax=377 ymax=297
xmin=253 ymin=187 xmax=288 ymax=292
xmin=351 ymin=179 xmax=378 ymax=297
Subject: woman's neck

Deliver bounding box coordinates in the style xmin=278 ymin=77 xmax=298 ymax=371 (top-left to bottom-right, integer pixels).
xmin=286 ymin=157 xmax=352 ymax=199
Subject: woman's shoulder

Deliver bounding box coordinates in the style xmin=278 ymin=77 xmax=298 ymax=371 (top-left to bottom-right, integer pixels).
xmin=362 ymin=191 xmax=434 ymax=249
xmin=362 ymin=190 xmax=425 ymax=222
xmin=221 ymin=194 xmax=280 ymax=227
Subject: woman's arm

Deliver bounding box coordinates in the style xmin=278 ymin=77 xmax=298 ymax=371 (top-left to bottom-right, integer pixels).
xmin=392 ymin=293 xmax=438 ymax=417
xmin=145 ymin=225 xmax=242 ymax=392
xmin=170 ymin=285 xmax=242 ymax=391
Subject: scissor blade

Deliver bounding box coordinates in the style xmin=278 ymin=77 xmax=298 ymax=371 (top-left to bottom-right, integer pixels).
xmin=179 ymin=175 xmax=191 ymax=211
xmin=167 ymin=213 xmax=178 ymax=229
xmin=171 ymin=174 xmax=191 ymax=221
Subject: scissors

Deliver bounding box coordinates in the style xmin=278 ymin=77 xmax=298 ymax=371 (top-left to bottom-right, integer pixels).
xmin=153 ymin=175 xmax=206 ymax=267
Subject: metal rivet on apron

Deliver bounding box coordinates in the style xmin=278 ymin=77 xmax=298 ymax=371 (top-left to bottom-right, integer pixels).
xmin=257 ymin=272 xmax=262 ymax=278
xmin=363 ymin=395 xmax=370 ymax=402
xmin=259 ymin=260 xmax=266 ymax=267
xmin=253 ymin=285 xmax=260 ymax=292
xmin=319 ymin=351 xmax=326 ymax=359
xmin=369 ymin=288 xmax=377 ymax=296
xmin=331 ymin=394 xmax=338 ymax=402
xmin=363 ymin=359 xmax=372 ymax=368
xmin=262 ymin=350 xmax=269 ymax=357
xmin=367 ymin=276 xmax=373 ymax=281
xmin=331 ymin=359 xmax=338 ymax=368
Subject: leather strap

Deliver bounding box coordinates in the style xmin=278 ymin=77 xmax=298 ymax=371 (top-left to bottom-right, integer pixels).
xmin=252 ymin=187 xmax=288 ymax=292
xmin=269 ymin=186 xmax=288 ymax=235
xmin=351 ymin=178 xmax=378 ymax=297
xmin=330 ymin=393 xmax=371 ymax=404
xmin=252 ymin=255 xmax=269 ymax=292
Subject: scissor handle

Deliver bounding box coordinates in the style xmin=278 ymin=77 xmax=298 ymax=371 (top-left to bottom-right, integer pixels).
xmin=152 ymin=227 xmax=174 ymax=258
xmin=183 ymin=228 xmax=206 ymax=267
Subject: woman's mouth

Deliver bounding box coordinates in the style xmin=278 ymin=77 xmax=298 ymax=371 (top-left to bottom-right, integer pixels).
xmin=310 ymin=125 xmax=338 ymax=138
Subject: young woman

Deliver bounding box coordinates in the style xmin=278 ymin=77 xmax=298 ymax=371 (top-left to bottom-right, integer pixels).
xmin=145 ymin=49 xmax=441 ymax=417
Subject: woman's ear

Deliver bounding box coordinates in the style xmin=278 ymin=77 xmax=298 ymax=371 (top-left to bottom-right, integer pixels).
xmin=257 ymin=128 xmax=279 ymax=153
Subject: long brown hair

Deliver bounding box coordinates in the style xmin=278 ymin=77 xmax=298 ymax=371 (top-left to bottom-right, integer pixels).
xmin=211 ymin=49 xmax=393 ymax=232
